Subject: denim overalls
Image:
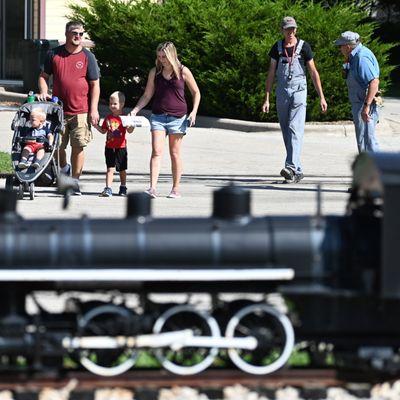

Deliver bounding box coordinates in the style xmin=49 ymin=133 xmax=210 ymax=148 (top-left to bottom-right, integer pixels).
xmin=346 ymin=46 xmax=379 ymax=153
xmin=276 ymin=39 xmax=307 ymax=175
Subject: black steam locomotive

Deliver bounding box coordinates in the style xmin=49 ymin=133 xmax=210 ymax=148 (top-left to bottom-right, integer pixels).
xmin=0 ymin=152 xmax=399 ymax=377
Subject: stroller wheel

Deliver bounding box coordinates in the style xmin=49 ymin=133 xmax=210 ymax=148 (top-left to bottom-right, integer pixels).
xmin=17 ymin=184 xmax=24 ymax=200
xmin=5 ymin=176 xmax=14 ymax=191
xmin=29 ymin=182 xmax=35 ymax=200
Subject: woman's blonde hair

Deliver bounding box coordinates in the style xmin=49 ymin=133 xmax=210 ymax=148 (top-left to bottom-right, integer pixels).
xmin=155 ymin=41 xmax=182 ymax=79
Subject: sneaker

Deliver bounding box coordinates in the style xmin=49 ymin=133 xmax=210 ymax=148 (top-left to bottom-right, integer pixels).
xmin=18 ymin=160 xmax=29 ymax=170
xmin=61 ymin=164 xmax=71 ymax=176
xmin=293 ymin=173 xmax=304 ymax=183
xmin=32 ymin=161 xmax=41 ymax=170
xmin=144 ymin=188 xmax=157 ymax=198
xmin=118 ymin=185 xmax=127 ymax=196
xmin=100 ymin=187 xmax=113 ymax=197
xmin=72 ymin=180 xmax=82 ymax=196
xmin=280 ymin=167 xmax=294 ymax=181
xmin=167 ymin=189 xmax=182 ymax=199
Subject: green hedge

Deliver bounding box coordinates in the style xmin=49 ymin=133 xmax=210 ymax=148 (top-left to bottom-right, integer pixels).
xmin=70 ymin=0 xmax=397 ymax=122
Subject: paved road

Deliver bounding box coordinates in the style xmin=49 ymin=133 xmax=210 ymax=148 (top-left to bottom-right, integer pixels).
xmin=0 ymin=100 xmax=399 ymax=220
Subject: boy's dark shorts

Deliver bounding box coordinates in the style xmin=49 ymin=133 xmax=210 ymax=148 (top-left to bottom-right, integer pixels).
xmin=105 ymin=147 xmax=127 ymax=171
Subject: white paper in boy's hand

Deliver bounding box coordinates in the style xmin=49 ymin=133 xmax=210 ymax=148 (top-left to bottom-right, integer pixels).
xmin=120 ymin=116 xmax=150 ymax=128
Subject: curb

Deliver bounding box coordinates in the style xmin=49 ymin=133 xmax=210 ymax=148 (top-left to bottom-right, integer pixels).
xmin=1 ymin=92 xmax=397 ymax=135
xmin=99 ymin=104 xmax=283 ymax=133
xmin=100 ymin=104 xmax=353 ymax=135
xmin=106 ymin=106 xmax=396 ymax=136
xmin=195 ymin=115 xmax=356 ymax=135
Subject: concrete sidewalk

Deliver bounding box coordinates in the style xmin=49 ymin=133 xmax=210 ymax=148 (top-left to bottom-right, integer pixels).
xmin=0 ymin=94 xmax=399 ymax=220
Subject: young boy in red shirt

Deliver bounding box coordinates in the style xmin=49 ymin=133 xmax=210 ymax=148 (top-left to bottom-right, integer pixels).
xmin=97 ymin=91 xmax=134 ymax=196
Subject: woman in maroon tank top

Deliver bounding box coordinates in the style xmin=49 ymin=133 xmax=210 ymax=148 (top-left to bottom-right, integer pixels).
xmin=130 ymin=42 xmax=201 ymax=199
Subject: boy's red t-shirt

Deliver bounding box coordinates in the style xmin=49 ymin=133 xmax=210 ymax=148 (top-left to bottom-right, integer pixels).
xmin=101 ymin=114 xmax=127 ymax=149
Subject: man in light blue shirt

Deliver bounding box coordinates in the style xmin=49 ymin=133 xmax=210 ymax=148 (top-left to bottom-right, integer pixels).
xmin=335 ymin=31 xmax=380 ymax=152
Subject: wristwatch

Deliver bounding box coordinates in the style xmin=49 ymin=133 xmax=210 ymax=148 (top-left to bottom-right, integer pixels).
xmin=364 ymin=102 xmax=371 ymax=106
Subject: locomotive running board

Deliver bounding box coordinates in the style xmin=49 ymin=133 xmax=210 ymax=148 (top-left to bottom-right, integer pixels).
xmin=63 ymin=331 xmax=258 ymax=351
xmin=0 ymin=268 xmax=294 ymax=281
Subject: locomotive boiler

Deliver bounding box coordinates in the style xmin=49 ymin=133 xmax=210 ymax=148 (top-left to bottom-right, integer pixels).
xmin=0 ymin=152 xmax=399 ymax=377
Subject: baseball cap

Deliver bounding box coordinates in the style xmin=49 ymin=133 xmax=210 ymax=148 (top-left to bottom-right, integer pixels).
xmin=334 ymin=31 xmax=360 ymax=46
xmin=281 ymin=16 xmax=297 ymax=30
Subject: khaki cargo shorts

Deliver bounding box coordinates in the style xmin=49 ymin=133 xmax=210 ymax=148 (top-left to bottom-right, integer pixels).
xmin=60 ymin=113 xmax=92 ymax=149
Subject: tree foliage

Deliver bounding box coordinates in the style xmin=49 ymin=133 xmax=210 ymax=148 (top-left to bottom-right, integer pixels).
xmin=70 ymin=0 xmax=397 ymax=122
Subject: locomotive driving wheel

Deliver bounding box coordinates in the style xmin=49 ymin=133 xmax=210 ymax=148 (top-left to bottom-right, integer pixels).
xmin=225 ymin=303 xmax=294 ymax=375
xmin=77 ymin=304 xmax=137 ymax=376
xmin=153 ymin=304 xmax=221 ymax=375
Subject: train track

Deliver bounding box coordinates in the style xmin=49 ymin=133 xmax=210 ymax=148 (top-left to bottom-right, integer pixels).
xmin=0 ymin=369 xmax=377 ymax=390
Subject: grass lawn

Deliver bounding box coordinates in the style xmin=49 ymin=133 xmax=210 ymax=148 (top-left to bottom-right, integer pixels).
xmin=0 ymin=151 xmax=12 ymax=174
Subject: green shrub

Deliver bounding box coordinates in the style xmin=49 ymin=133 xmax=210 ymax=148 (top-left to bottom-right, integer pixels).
xmin=70 ymin=0 xmax=397 ymax=122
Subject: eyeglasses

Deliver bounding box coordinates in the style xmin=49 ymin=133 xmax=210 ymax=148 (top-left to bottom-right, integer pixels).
xmin=70 ymin=31 xmax=84 ymax=37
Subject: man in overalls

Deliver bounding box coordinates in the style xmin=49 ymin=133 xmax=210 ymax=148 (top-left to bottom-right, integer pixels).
xmin=335 ymin=31 xmax=380 ymax=153
xmin=262 ymin=16 xmax=327 ymax=183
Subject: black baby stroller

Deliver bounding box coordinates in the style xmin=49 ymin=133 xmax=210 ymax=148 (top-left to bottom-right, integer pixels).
xmin=5 ymin=100 xmax=63 ymax=200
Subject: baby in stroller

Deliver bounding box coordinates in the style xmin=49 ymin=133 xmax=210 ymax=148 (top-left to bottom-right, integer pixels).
xmin=18 ymin=107 xmax=54 ymax=170
xmin=7 ymin=101 xmax=63 ymax=200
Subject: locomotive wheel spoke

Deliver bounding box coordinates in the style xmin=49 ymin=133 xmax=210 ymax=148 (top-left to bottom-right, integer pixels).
xmin=235 ymin=324 xmax=252 ymax=337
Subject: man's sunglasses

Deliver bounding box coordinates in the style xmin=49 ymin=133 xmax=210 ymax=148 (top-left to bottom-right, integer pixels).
xmin=70 ymin=31 xmax=84 ymax=37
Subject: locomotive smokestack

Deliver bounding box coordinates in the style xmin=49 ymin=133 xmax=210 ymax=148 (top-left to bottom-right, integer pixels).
xmin=0 ymin=189 xmax=17 ymax=216
xmin=127 ymin=192 xmax=151 ymax=218
xmin=212 ymin=185 xmax=250 ymax=219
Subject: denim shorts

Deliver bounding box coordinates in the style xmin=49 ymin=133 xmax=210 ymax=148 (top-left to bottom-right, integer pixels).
xmin=150 ymin=113 xmax=188 ymax=135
